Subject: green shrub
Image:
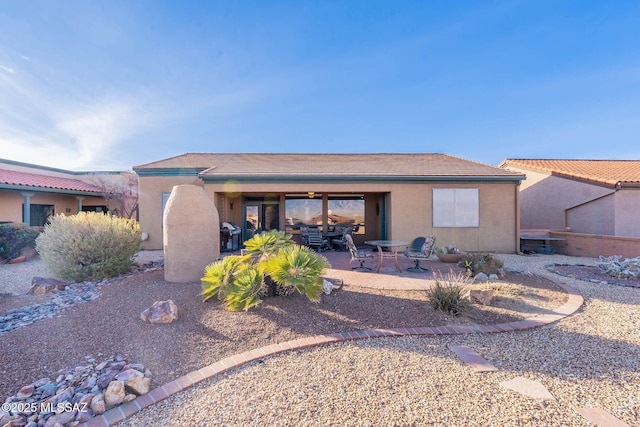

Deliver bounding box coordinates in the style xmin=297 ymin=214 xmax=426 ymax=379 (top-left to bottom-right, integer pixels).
xmin=458 ymin=253 xmax=504 ymax=276
xmin=0 ymin=223 xmax=42 ymax=261
xmin=427 ymin=271 xmax=471 ymax=316
xmin=201 ymin=230 xmax=330 ymax=311
xmin=35 ymin=212 xmax=141 ymax=281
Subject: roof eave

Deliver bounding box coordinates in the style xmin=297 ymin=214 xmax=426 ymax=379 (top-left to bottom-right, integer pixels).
xmin=0 ymin=184 xmax=106 ymax=196
xmin=199 ymin=174 xmax=525 ymax=183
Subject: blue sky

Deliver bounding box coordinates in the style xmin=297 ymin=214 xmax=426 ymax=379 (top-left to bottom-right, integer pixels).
xmin=1 ymin=1 xmax=639 ymax=171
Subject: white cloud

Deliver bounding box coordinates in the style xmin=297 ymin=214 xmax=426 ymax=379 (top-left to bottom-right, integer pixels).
xmin=0 ymin=65 xmax=15 ymax=74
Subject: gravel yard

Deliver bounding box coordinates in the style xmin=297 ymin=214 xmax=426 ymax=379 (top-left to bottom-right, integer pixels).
xmin=1 ymin=253 xmax=639 ymax=426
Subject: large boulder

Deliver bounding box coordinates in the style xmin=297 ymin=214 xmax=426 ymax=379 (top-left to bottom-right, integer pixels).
xmin=140 ymin=300 xmax=178 ymax=323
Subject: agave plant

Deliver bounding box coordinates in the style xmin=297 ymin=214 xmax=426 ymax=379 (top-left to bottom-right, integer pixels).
xmin=201 ymin=230 xmax=330 ymax=311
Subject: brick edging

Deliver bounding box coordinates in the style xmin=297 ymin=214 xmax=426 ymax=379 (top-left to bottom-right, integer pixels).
xmin=80 ymin=280 xmax=583 ymax=427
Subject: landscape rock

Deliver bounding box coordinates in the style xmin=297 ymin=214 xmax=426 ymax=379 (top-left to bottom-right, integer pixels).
xmin=90 ymin=393 xmax=106 ymax=415
xmin=28 ymin=277 xmax=67 ymax=295
xmin=470 ymin=289 xmax=494 ymax=305
xmin=16 ymin=384 xmax=35 ymax=399
xmin=140 ymin=300 xmax=178 ymax=323
xmin=104 ymin=381 xmax=125 ymax=407
xmin=474 ymin=272 xmax=489 ymax=283
xmin=115 ymin=368 xmax=144 ymax=382
xmin=43 ymin=410 xmax=76 ymax=427
xmin=126 ymin=376 xmax=151 ymax=395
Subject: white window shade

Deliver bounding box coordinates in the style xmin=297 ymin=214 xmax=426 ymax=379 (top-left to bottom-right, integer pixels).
xmin=433 ymin=188 xmax=479 ymax=227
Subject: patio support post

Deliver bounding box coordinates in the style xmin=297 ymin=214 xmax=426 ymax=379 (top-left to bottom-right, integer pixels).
xmin=20 ymin=191 xmax=35 ymax=226
xmin=76 ymin=196 xmax=84 ymax=213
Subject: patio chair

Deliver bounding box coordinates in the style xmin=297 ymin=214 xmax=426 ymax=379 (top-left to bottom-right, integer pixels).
xmin=330 ymin=225 xmax=352 ymax=251
xmin=306 ymin=227 xmax=329 ymax=252
xmin=404 ymin=235 xmax=436 ymax=272
xmin=345 ymin=234 xmax=374 ymax=271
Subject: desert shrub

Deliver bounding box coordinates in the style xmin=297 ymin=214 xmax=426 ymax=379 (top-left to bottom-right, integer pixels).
xmin=201 ymin=230 xmax=329 ymax=311
xmin=427 ymin=271 xmax=471 ymax=316
xmin=36 ymin=212 xmax=141 ymax=281
xmin=0 ymin=223 xmax=42 ymax=261
xmin=459 ymin=253 xmax=504 ymax=276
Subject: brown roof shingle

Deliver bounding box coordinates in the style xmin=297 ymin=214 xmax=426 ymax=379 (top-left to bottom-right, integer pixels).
xmin=0 ymin=169 xmax=105 ymax=193
xmin=500 ymin=159 xmax=640 ymax=186
xmin=135 ymin=153 xmax=523 ymax=179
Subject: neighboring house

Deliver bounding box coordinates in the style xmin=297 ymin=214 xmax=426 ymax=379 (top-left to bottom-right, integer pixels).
xmin=500 ymin=159 xmax=640 ymax=238
xmin=0 ymin=158 xmax=132 ymax=226
xmin=133 ymin=153 xmax=525 ymax=253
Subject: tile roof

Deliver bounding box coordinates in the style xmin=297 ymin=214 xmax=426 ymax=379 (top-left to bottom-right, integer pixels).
xmin=135 ymin=153 xmax=523 ymax=179
xmin=500 ymin=159 xmax=640 ymax=186
xmin=0 ymin=169 xmax=105 ymax=193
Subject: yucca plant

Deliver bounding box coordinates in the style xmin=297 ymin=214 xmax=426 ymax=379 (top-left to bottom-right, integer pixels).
xmin=201 ymin=230 xmax=330 ymax=311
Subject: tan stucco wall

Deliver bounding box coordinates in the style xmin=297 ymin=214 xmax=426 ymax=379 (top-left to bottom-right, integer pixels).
xmin=505 ymin=166 xmax=614 ymax=230
xmin=567 ymin=194 xmax=615 ymax=235
xmin=138 ymin=175 xmax=520 ymax=253
xmin=0 ymin=190 xmax=106 ymax=223
xmin=614 ymin=188 xmax=640 ymax=237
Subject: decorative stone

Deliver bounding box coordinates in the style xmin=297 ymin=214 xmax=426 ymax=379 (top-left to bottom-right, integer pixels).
xmin=474 ymin=272 xmax=489 ymax=282
xmin=44 ymin=411 xmax=76 ymax=427
xmin=126 ymin=376 xmax=151 ymax=395
xmin=104 ymin=381 xmax=125 ymax=407
xmin=489 ymin=273 xmax=499 ymax=280
xmin=90 ymin=394 xmax=106 ymax=415
xmin=163 ymin=184 xmax=220 ymax=283
xmin=115 ymin=369 xmax=144 ymax=382
xmin=323 ymin=279 xmax=334 ymax=295
xmin=140 ymin=300 xmax=178 ymax=323
xmin=470 ymin=289 xmax=494 ymax=305
xmin=16 ymin=385 xmax=35 ymax=399
xmin=28 ymin=278 xmax=67 ymax=295
xmin=123 ymin=393 xmax=137 ymax=403
xmin=8 ymin=255 xmax=26 ymax=264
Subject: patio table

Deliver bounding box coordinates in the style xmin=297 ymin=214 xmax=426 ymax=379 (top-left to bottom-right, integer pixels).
xmin=365 ymin=240 xmax=408 ymax=273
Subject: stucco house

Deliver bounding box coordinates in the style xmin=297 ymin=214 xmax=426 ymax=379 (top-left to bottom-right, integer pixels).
xmin=0 ymin=158 xmax=130 ymax=226
xmin=134 ymin=153 xmax=525 ymax=253
xmin=500 ymin=159 xmax=640 ymax=238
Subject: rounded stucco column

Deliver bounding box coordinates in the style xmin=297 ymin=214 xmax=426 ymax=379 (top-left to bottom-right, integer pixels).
xmin=163 ymin=185 xmax=220 ymax=283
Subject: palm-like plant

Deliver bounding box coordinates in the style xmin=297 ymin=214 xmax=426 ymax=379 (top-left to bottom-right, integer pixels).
xmin=242 ymin=230 xmax=293 ymax=262
xmin=201 ymin=254 xmax=251 ymax=302
xmin=201 ymin=230 xmax=330 ymax=311
xmin=265 ymin=245 xmax=330 ymax=302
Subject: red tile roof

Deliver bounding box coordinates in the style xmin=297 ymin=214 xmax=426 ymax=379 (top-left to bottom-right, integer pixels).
xmin=500 ymin=159 xmax=640 ymax=186
xmin=135 ymin=153 xmax=523 ymax=179
xmin=0 ymin=169 xmax=105 ymax=193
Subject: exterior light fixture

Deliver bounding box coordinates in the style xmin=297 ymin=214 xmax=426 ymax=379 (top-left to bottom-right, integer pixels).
xmin=308 ymin=192 xmax=315 ymax=198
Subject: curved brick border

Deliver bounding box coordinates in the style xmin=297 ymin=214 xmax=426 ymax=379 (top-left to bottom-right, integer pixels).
xmin=80 ymin=280 xmax=583 ymax=427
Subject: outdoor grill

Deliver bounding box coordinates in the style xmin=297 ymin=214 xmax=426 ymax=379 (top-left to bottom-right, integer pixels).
xmin=220 ymin=222 xmax=242 ymax=252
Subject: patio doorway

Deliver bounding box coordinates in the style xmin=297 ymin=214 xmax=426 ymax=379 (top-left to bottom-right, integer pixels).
xmin=243 ymin=201 xmax=280 ymax=241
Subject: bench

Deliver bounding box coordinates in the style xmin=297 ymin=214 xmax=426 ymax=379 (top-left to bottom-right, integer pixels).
xmin=520 ymin=236 xmax=566 ymax=254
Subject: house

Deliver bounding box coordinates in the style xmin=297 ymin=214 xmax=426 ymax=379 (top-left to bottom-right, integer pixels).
xmin=499 ymin=159 xmax=640 ymax=238
xmin=134 ymin=153 xmax=525 ymax=253
xmin=0 ymin=158 xmax=133 ymax=226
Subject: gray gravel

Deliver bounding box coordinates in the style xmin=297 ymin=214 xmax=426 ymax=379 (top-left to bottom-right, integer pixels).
xmin=0 ymin=251 xmax=164 ymax=296
xmin=120 ymin=254 xmax=640 ymax=427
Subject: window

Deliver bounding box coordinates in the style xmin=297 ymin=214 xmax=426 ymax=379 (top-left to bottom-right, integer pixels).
xmin=433 ymin=188 xmax=479 ymax=227
xmin=284 ymin=194 xmax=365 ymax=234
xmin=285 ymin=196 xmax=323 ymax=228
xmin=328 ymin=195 xmax=365 ymax=234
